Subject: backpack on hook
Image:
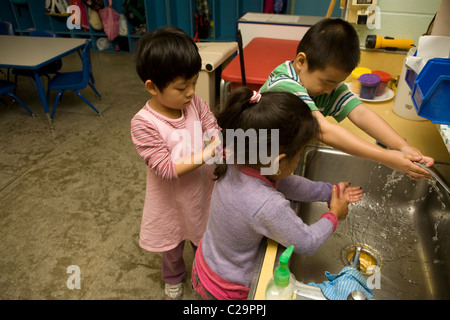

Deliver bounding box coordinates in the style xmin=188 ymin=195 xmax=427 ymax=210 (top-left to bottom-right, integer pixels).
xmin=45 ymin=0 xmax=69 ymax=16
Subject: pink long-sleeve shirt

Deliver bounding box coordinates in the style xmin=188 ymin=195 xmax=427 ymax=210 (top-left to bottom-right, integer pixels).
xmin=131 ymin=94 xmax=218 ymax=252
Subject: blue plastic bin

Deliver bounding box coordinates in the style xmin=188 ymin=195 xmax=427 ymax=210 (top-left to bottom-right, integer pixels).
xmin=411 ymin=58 xmax=450 ymax=125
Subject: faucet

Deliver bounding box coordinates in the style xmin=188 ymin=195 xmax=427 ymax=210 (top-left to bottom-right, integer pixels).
xmin=347 ymin=246 xmax=362 ymax=270
xmin=414 ymin=162 xmax=450 ymax=194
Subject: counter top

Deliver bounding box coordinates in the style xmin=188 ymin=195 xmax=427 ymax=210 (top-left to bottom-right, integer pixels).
xmin=331 ymin=99 xmax=450 ymax=163
xmin=341 ymin=49 xmax=450 ymax=163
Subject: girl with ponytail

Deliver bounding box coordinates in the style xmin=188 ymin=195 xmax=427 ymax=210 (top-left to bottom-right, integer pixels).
xmin=191 ymin=87 xmax=364 ymax=300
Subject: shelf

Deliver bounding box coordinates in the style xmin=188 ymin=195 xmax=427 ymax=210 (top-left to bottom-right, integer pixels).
xmin=1 ymin=0 xmax=264 ymax=53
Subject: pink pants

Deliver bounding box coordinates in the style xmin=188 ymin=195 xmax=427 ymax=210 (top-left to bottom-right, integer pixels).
xmin=162 ymin=241 xmax=197 ymax=285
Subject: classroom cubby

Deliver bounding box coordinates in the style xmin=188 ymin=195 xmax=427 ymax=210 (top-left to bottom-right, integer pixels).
xmin=0 ymin=0 xmax=264 ymax=52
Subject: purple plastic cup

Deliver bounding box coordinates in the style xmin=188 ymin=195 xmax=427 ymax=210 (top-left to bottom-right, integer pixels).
xmin=358 ymin=74 xmax=381 ymax=100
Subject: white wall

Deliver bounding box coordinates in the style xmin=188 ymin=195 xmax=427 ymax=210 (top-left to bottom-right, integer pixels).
xmin=352 ymin=0 xmax=440 ymax=47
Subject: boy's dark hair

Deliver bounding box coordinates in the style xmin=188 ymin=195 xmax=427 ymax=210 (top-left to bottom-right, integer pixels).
xmin=134 ymin=26 xmax=201 ymax=90
xmin=297 ymin=18 xmax=360 ymax=73
xmin=214 ymin=87 xmax=319 ymax=179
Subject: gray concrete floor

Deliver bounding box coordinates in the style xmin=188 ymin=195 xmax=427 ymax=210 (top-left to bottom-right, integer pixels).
xmin=0 ymin=50 xmax=203 ymax=300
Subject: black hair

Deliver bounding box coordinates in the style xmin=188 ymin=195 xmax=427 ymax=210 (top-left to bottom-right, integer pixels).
xmin=297 ymin=18 xmax=360 ymax=73
xmin=134 ymin=26 xmax=201 ymax=90
xmin=214 ymin=87 xmax=319 ymax=179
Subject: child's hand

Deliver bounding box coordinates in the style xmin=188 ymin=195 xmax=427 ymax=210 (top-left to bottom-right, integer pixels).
xmin=400 ymin=145 xmax=435 ymax=169
xmin=203 ymin=134 xmax=222 ymax=159
xmin=329 ymin=182 xmax=363 ymax=220
xmin=337 ymin=182 xmax=364 ymax=203
xmin=385 ymin=149 xmax=433 ymax=180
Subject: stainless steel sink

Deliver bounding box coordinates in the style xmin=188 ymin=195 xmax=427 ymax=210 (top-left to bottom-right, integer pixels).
xmin=289 ymin=146 xmax=450 ymax=300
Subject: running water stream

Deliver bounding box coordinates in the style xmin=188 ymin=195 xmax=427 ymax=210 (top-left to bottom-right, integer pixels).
xmin=290 ymin=147 xmax=450 ymax=299
xmin=338 ymin=166 xmax=448 ymax=298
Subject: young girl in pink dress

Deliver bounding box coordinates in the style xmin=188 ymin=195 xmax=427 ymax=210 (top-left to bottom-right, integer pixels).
xmin=131 ymin=27 xmax=219 ymax=299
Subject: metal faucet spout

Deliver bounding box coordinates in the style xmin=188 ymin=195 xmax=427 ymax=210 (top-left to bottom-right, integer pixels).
xmin=347 ymin=246 xmax=362 ymax=270
xmin=414 ymin=162 xmax=450 ymax=194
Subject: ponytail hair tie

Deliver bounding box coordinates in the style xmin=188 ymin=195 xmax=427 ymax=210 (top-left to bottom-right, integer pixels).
xmin=249 ymin=91 xmax=261 ymax=103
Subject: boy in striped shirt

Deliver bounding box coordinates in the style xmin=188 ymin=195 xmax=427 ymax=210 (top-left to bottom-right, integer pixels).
xmin=260 ymin=18 xmax=434 ymax=179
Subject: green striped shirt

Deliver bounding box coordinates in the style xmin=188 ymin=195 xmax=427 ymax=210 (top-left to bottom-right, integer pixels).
xmin=260 ymin=61 xmax=361 ymax=122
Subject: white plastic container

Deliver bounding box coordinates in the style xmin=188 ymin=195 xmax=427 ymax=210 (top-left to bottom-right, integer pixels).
xmin=393 ymin=54 xmax=426 ymax=121
xmin=265 ymin=273 xmax=296 ymax=300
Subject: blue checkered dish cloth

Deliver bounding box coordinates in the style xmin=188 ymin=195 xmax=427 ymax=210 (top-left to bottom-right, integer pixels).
xmin=308 ymin=266 xmax=374 ymax=300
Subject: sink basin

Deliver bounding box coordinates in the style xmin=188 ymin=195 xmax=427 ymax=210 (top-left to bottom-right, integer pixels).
xmin=289 ymin=146 xmax=450 ymax=300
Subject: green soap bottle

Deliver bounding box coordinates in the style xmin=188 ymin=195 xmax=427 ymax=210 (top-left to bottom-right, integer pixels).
xmin=265 ymin=245 xmax=296 ymax=300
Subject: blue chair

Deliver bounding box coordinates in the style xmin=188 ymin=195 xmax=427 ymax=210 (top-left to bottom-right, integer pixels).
xmin=0 ymin=21 xmax=14 ymax=79
xmin=0 ymin=21 xmax=14 ymax=35
xmin=0 ymin=80 xmax=34 ymax=116
xmin=24 ymin=31 xmax=63 ymax=79
xmin=48 ymin=40 xmax=101 ymax=119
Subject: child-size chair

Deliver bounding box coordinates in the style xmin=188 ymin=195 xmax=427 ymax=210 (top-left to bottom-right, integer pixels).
xmin=0 ymin=21 xmax=14 ymax=35
xmin=0 ymin=21 xmax=14 ymax=79
xmin=12 ymin=30 xmax=63 ymax=94
xmin=48 ymin=40 xmax=102 ymax=120
xmin=0 ymin=80 xmax=34 ymax=116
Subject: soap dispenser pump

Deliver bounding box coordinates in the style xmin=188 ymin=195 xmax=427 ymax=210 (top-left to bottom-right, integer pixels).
xmin=265 ymin=245 xmax=296 ymax=300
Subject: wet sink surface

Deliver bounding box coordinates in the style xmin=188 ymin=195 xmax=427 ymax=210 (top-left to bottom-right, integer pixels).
xmin=290 ymin=146 xmax=450 ymax=300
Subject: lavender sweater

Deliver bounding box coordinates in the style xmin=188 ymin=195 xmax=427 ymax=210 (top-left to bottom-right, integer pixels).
xmin=201 ymin=165 xmax=334 ymax=288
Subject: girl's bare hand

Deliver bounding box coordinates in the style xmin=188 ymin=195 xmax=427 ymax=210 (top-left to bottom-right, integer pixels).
xmin=337 ymin=182 xmax=364 ymax=203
